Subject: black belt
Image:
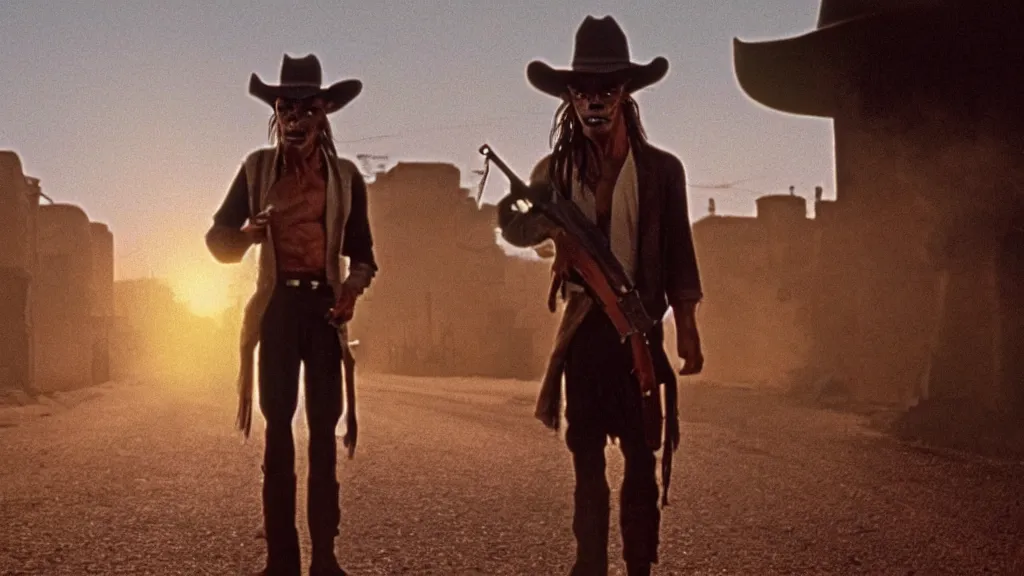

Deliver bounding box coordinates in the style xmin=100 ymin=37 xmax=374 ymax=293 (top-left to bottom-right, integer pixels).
xmin=278 ymin=275 xmax=329 ymax=290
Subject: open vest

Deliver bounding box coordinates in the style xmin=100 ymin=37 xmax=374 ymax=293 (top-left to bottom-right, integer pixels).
xmin=234 ymin=146 xmax=356 ymax=438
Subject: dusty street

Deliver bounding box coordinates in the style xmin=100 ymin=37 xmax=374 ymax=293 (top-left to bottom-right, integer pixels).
xmin=0 ymin=374 xmax=1021 ymax=575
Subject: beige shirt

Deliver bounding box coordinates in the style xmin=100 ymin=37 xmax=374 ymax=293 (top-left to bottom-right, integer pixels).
xmin=533 ymin=148 xmax=642 ymax=427
xmin=565 ymin=148 xmax=640 ymax=291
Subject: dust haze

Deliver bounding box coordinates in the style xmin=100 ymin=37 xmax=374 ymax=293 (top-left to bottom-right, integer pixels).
xmin=2 ymin=3 xmax=1024 ymax=575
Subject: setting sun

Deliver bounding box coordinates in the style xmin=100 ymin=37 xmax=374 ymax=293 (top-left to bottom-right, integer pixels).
xmin=170 ymin=273 xmax=231 ymax=318
xmin=162 ymin=255 xmax=239 ymax=319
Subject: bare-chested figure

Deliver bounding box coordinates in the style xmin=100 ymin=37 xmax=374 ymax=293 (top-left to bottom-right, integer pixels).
xmin=205 ymin=54 xmax=377 ymax=576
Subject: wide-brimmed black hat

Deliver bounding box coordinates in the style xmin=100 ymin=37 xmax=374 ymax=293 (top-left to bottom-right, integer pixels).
xmin=249 ymin=54 xmax=362 ymax=114
xmin=527 ymin=15 xmax=669 ymax=98
xmin=731 ymin=0 xmax=1015 ymax=117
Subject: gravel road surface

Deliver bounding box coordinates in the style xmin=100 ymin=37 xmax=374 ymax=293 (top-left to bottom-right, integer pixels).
xmin=0 ymin=374 xmax=1021 ymax=575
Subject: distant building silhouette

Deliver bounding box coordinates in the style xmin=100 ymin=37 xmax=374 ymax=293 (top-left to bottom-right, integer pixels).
xmin=0 ymin=151 xmax=114 ymax=394
xmin=690 ymin=193 xmax=814 ymax=388
xmin=349 ymin=161 xmax=557 ymax=379
xmin=733 ymin=0 xmax=1024 ymax=415
xmin=0 ymin=152 xmax=34 ymax=394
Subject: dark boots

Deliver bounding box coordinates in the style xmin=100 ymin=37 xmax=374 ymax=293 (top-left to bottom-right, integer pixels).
xmin=569 ymin=561 xmax=651 ymax=576
xmin=568 ymin=562 xmax=606 ymax=576
xmin=308 ymin=476 xmax=346 ymax=576
xmin=569 ymin=451 xmax=610 ymax=576
xmin=256 ymin=473 xmax=345 ymax=576
xmin=257 ymin=471 xmax=301 ymax=576
xmin=627 ymin=563 xmax=652 ymax=576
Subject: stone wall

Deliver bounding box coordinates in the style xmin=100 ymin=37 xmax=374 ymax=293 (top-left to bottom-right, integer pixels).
xmin=90 ymin=223 xmax=114 ymax=384
xmin=348 ymin=162 xmax=557 ymax=378
xmin=690 ymin=195 xmax=815 ymax=389
xmin=0 ymin=152 xmax=33 ymax=392
xmin=34 ymin=204 xmax=94 ymax=392
xmin=730 ymin=7 xmax=1024 ymax=416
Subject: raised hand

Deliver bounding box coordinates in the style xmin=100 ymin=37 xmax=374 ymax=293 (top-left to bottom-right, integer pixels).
xmin=240 ymin=207 xmax=272 ymax=244
xmin=326 ymin=284 xmax=358 ymax=327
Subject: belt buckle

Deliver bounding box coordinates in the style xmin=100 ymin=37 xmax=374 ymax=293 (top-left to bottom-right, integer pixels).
xmin=285 ymin=279 xmax=300 ymax=288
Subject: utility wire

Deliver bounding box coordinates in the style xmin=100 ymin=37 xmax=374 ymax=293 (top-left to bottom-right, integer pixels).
xmin=335 ymin=112 xmax=552 ymax=144
xmin=335 ymin=117 xmax=825 ymax=199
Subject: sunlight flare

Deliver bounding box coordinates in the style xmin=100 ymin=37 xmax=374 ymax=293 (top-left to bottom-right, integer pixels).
xmin=165 ymin=257 xmax=234 ymax=318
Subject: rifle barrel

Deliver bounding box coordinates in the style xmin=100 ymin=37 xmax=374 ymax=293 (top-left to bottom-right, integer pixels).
xmin=478 ymin=144 xmax=527 ymax=190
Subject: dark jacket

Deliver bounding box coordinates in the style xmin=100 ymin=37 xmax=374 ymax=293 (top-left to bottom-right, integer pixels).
xmin=498 ymin=141 xmax=703 ymax=319
xmin=496 ymin=140 xmax=702 ymax=510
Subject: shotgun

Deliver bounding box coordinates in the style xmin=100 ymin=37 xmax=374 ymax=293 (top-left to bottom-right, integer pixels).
xmin=479 ymin=143 xmax=663 ymax=451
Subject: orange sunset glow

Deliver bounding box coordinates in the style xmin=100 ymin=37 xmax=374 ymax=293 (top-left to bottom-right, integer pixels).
xmin=4 ymin=2 xmax=1023 ymax=575
xmin=163 ymin=256 xmax=237 ymax=318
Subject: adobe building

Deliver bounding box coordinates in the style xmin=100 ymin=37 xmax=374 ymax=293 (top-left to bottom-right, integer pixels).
xmin=110 ymin=277 xmax=219 ymax=378
xmin=24 ymin=176 xmax=42 ymax=276
xmin=23 ymin=176 xmax=43 ymax=392
xmin=691 ymin=194 xmax=816 ymax=389
xmin=34 ymin=203 xmax=95 ymax=392
xmin=0 ymin=153 xmax=115 ymax=394
xmin=733 ymin=0 xmax=1024 ymax=415
xmin=349 ymin=162 xmax=556 ymax=379
xmin=111 ymin=278 xmax=176 ymax=377
xmin=90 ymin=223 xmax=114 ymax=384
xmin=0 ymin=152 xmax=34 ymax=393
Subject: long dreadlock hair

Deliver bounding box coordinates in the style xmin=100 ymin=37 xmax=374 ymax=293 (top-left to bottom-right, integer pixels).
xmin=547 ymin=95 xmax=648 ymax=197
xmin=267 ymin=112 xmax=339 ymax=158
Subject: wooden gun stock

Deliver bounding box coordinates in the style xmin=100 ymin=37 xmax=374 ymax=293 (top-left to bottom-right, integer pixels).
xmin=481 ymin=142 xmax=663 ymax=451
xmin=552 ymin=230 xmax=663 ymax=451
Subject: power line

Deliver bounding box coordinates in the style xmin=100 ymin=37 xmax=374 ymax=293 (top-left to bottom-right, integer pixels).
xmin=689 ymin=176 xmax=766 ymax=195
xmin=333 ymin=120 xmax=827 ymax=200
xmin=690 ymin=184 xmax=764 ymax=195
xmin=335 ymin=113 xmax=551 ymax=144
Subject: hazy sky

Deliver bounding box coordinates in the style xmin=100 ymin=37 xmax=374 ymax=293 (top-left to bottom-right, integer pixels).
xmin=0 ymin=1 xmax=833 ymax=296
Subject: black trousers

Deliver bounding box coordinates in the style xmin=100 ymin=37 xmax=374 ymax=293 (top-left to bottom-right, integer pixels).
xmin=564 ymin=309 xmax=661 ymax=574
xmin=258 ymin=278 xmax=344 ymax=569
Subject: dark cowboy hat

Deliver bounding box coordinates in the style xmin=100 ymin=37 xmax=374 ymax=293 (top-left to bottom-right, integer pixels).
xmin=733 ymin=0 xmax=975 ymax=117
xmin=527 ymin=15 xmax=669 ymax=98
xmin=249 ymin=53 xmax=362 ymax=114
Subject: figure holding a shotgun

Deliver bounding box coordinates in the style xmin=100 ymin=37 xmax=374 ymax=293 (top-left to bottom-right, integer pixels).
xmin=486 ymin=15 xmax=703 ymax=576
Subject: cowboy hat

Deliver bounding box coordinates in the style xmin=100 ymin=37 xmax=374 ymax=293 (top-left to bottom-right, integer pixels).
xmin=249 ymin=53 xmax=362 ymax=114
xmin=732 ymin=0 xmax=1002 ymax=117
xmin=527 ymin=15 xmax=668 ymax=98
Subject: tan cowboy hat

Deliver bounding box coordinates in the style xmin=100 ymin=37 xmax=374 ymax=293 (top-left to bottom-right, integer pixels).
xmin=527 ymin=15 xmax=668 ymax=98
xmin=732 ymin=0 xmax=1007 ymax=117
xmin=249 ymin=53 xmax=362 ymax=114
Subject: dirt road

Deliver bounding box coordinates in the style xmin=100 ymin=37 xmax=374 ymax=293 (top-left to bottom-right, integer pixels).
xmin=0 ymin=374 xmax=1020 ymax=575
